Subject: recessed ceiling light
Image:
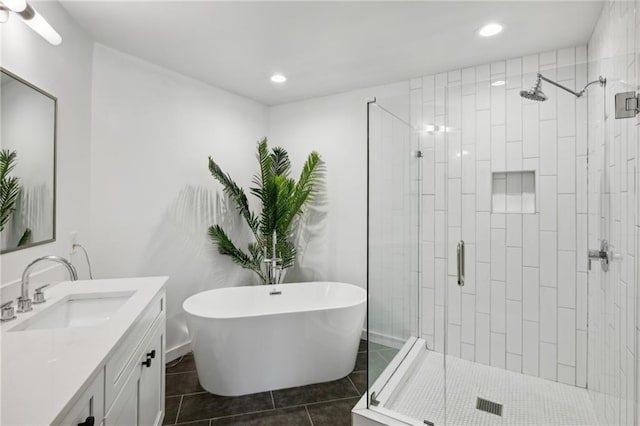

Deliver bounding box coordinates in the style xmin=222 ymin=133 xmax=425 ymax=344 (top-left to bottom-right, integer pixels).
xmin=478 ymin=23 xmax=503 ymax=37
xmin=270 ymin=74 xmax=287 ymax=83
xmin=491 ymin=80 xmax=505 ymax=87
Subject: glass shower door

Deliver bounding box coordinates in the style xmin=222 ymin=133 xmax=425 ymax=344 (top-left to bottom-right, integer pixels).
xmin=586 ymin=52 xmax=637 ymax=426
xmin=365 ymin=79 xmax=450 ymax=425
xmin=366 ymin=98 xmax=422 ymax=418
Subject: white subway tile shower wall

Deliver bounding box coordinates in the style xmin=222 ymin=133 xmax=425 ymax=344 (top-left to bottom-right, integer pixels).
xmin=413 ymin=46 xmax=589 ymax=385
xmin=587 ymin=0 xmax=638 ymax=425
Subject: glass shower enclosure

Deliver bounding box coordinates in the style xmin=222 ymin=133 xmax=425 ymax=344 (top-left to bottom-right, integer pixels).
xmin=364 ymin=46 xmax=637 ymax=426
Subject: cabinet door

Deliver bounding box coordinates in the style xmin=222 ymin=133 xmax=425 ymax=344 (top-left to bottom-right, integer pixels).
xmin=56 ymin=370 xmax=105 ymax=426
xmin=139 ymin=321 xmax=165 ymax=426
xmin=104 ymin=365 xmax=140 ymax=426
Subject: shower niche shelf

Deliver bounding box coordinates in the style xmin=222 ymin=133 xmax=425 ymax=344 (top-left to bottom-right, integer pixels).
xmin=491 ymin=170 xmax=535 ymax=214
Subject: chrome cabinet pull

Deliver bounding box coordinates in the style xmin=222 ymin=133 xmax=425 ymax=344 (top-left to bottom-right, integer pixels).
xmin=457 ymin=240 xmax=465 ymax=286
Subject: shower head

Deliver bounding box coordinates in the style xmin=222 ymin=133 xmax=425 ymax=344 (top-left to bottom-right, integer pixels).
xmin=520 ymin=73 xmax=606 ymax=102
xmin=520 ymin=74 xmax=547 ymax=102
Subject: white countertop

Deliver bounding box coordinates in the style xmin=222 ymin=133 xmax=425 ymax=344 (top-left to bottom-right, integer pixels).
xmin=1 ymin=276 xmax=168 ymax=426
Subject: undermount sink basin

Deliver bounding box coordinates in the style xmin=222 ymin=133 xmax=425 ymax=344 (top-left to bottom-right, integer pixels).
xmin=11 ymin=292 xmax=134 ymax=332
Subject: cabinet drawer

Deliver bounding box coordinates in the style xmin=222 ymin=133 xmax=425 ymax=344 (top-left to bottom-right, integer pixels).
xmin=105 ymin=292 xmax=164 ymax=409
xmin=55 ymin=369 xmax=105 ymax=426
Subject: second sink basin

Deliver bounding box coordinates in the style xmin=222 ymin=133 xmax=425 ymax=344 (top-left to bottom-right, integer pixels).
xmin=11 ymin=292 xmax=134 ymax=331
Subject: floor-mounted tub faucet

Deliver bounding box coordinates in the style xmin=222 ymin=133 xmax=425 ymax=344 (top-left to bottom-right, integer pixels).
xmin=263 ymin=232 xmax=282 ymax=288
xmin=18 ymin=255 xmax=78 ymax=313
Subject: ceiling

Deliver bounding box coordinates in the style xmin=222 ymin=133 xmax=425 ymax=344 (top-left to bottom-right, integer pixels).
xmin=60 ymin=1 xmax=603 ymax=106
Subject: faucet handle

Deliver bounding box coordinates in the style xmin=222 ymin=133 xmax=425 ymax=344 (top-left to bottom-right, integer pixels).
xmin=17 ymin=296 xmax=32 ymax=313
xmin=33 ymin=284 xmax=49 ymax=304
xmin=1 ymin=300 xmax=16 ymax=322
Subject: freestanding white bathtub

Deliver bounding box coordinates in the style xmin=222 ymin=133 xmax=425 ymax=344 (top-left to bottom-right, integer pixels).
xmin=183 ymin=281 xmax=366 ymax=396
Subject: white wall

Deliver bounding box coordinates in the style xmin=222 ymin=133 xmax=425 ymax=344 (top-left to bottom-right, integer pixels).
xmin=586 ymin=1 xmax=639 ymax=424
xmin=269 ymin=82 xmax=410 ymax=290
xmin=89 ymin=45 xmax=269 ymax=352
xmin=0 ymin=2 xmax=93 ymax=295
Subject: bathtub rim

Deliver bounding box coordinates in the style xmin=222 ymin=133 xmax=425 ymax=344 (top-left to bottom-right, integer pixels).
xmin=183 ymin=281 xmax=366 ymax=320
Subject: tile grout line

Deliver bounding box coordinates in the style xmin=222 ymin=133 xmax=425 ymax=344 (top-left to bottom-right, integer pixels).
xmin=281 ymin=395 xmax=361 ymax=410
xmin=166 ymin=370 xmax=197 ymax=376
xmin=171 ymin=390 xmax=208 ymax=397
xmin=205 ymin=406 xmax=277 ymax=423
xmin=305 ymin=405 xmax=315 ymax=426
xmin=174 ymin=394 xmax=183 ymax=425
xmin=346 ymin=375 xmax=361 ymax=395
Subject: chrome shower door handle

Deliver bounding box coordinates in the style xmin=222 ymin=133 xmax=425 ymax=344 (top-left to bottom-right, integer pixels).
xmin=457 ymin=240 xmax=465 ymax=286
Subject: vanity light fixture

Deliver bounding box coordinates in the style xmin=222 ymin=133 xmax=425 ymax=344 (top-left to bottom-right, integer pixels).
xmin=478 ymin=22 xmax=503 ymax=37
xmin=270 ymin=74 xmax=287 ymax=83
xmin=0 ymin=0 xmax=61 ymax=45
xmin=2 ymin=0 xmax=25 ymax=12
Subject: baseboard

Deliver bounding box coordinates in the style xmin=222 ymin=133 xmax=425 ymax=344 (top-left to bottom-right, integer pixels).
xmin=166 ymin=341 xmax=191 ymax=363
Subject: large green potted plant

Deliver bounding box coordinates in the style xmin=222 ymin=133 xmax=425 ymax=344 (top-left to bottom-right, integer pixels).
xmin=208 ymin=138 xmax=321 ymax=284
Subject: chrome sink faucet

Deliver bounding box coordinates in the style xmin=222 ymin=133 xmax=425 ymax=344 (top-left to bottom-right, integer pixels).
xmin=263 ymin=232 xmax=282 ymax=286
xmin=18 ymin=255 xmax=78 ymax=313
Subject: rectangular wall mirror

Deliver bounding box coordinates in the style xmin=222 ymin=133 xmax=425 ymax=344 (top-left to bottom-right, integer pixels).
xmin=1 ymin=68 xmax=56 ymax=253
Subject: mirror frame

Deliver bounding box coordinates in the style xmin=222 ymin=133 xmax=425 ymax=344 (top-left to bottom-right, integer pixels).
xmin=0 ymin=67 xmax=57 ymax=254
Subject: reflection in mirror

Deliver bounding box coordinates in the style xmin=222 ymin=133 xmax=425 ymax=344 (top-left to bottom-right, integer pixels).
xmin=0 ymin=68 xmax=56 ymax=253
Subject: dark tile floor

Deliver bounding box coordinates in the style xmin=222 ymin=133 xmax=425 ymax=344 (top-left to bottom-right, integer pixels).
xmin=164 ymin=341 xmax=379 ymax=426
xmin=164 ymin=340 xmax=396 ymax=426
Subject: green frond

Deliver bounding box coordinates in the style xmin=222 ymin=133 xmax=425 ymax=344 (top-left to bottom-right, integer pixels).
xmin=0 ymin=150 xmax=17 ymax=182
xmin=0 ymin=150 xmax=21 ymax=232
xmin=274 ymin=176 xmax=295 ymax=232
xmin=208 ymin=156 xmax=259 ymax=235
xmin=259 ymin=178 xmax=278 ymax=252
xmin=279 ymin=152 xmax=321 ymax=233
xmin=17 ymin=228 xmax=31 ymax=246
xmin=271 ymin=147 xmax=291 ymax=177
xmin=208 ymin=225 xmax=265 ymax=281
xmin=247 ymin=241 xmax=263 ymax=263
xmin=250 ymin=138 xmax=272 ymax=198
xmin=277 ymin=239 xmax=296 ymax=269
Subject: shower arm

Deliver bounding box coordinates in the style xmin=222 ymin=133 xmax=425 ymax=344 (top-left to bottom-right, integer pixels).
xmin=538 ymin=73 xmax=606 ymax=98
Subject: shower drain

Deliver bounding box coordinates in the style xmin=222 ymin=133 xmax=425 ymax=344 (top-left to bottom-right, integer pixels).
xmin=476 ymin=397 xmax=503 ymax=416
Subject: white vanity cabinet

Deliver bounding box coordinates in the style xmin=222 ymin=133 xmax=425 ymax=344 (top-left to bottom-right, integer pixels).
xmin=54 ymin=291 xmax=166 ymax=426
